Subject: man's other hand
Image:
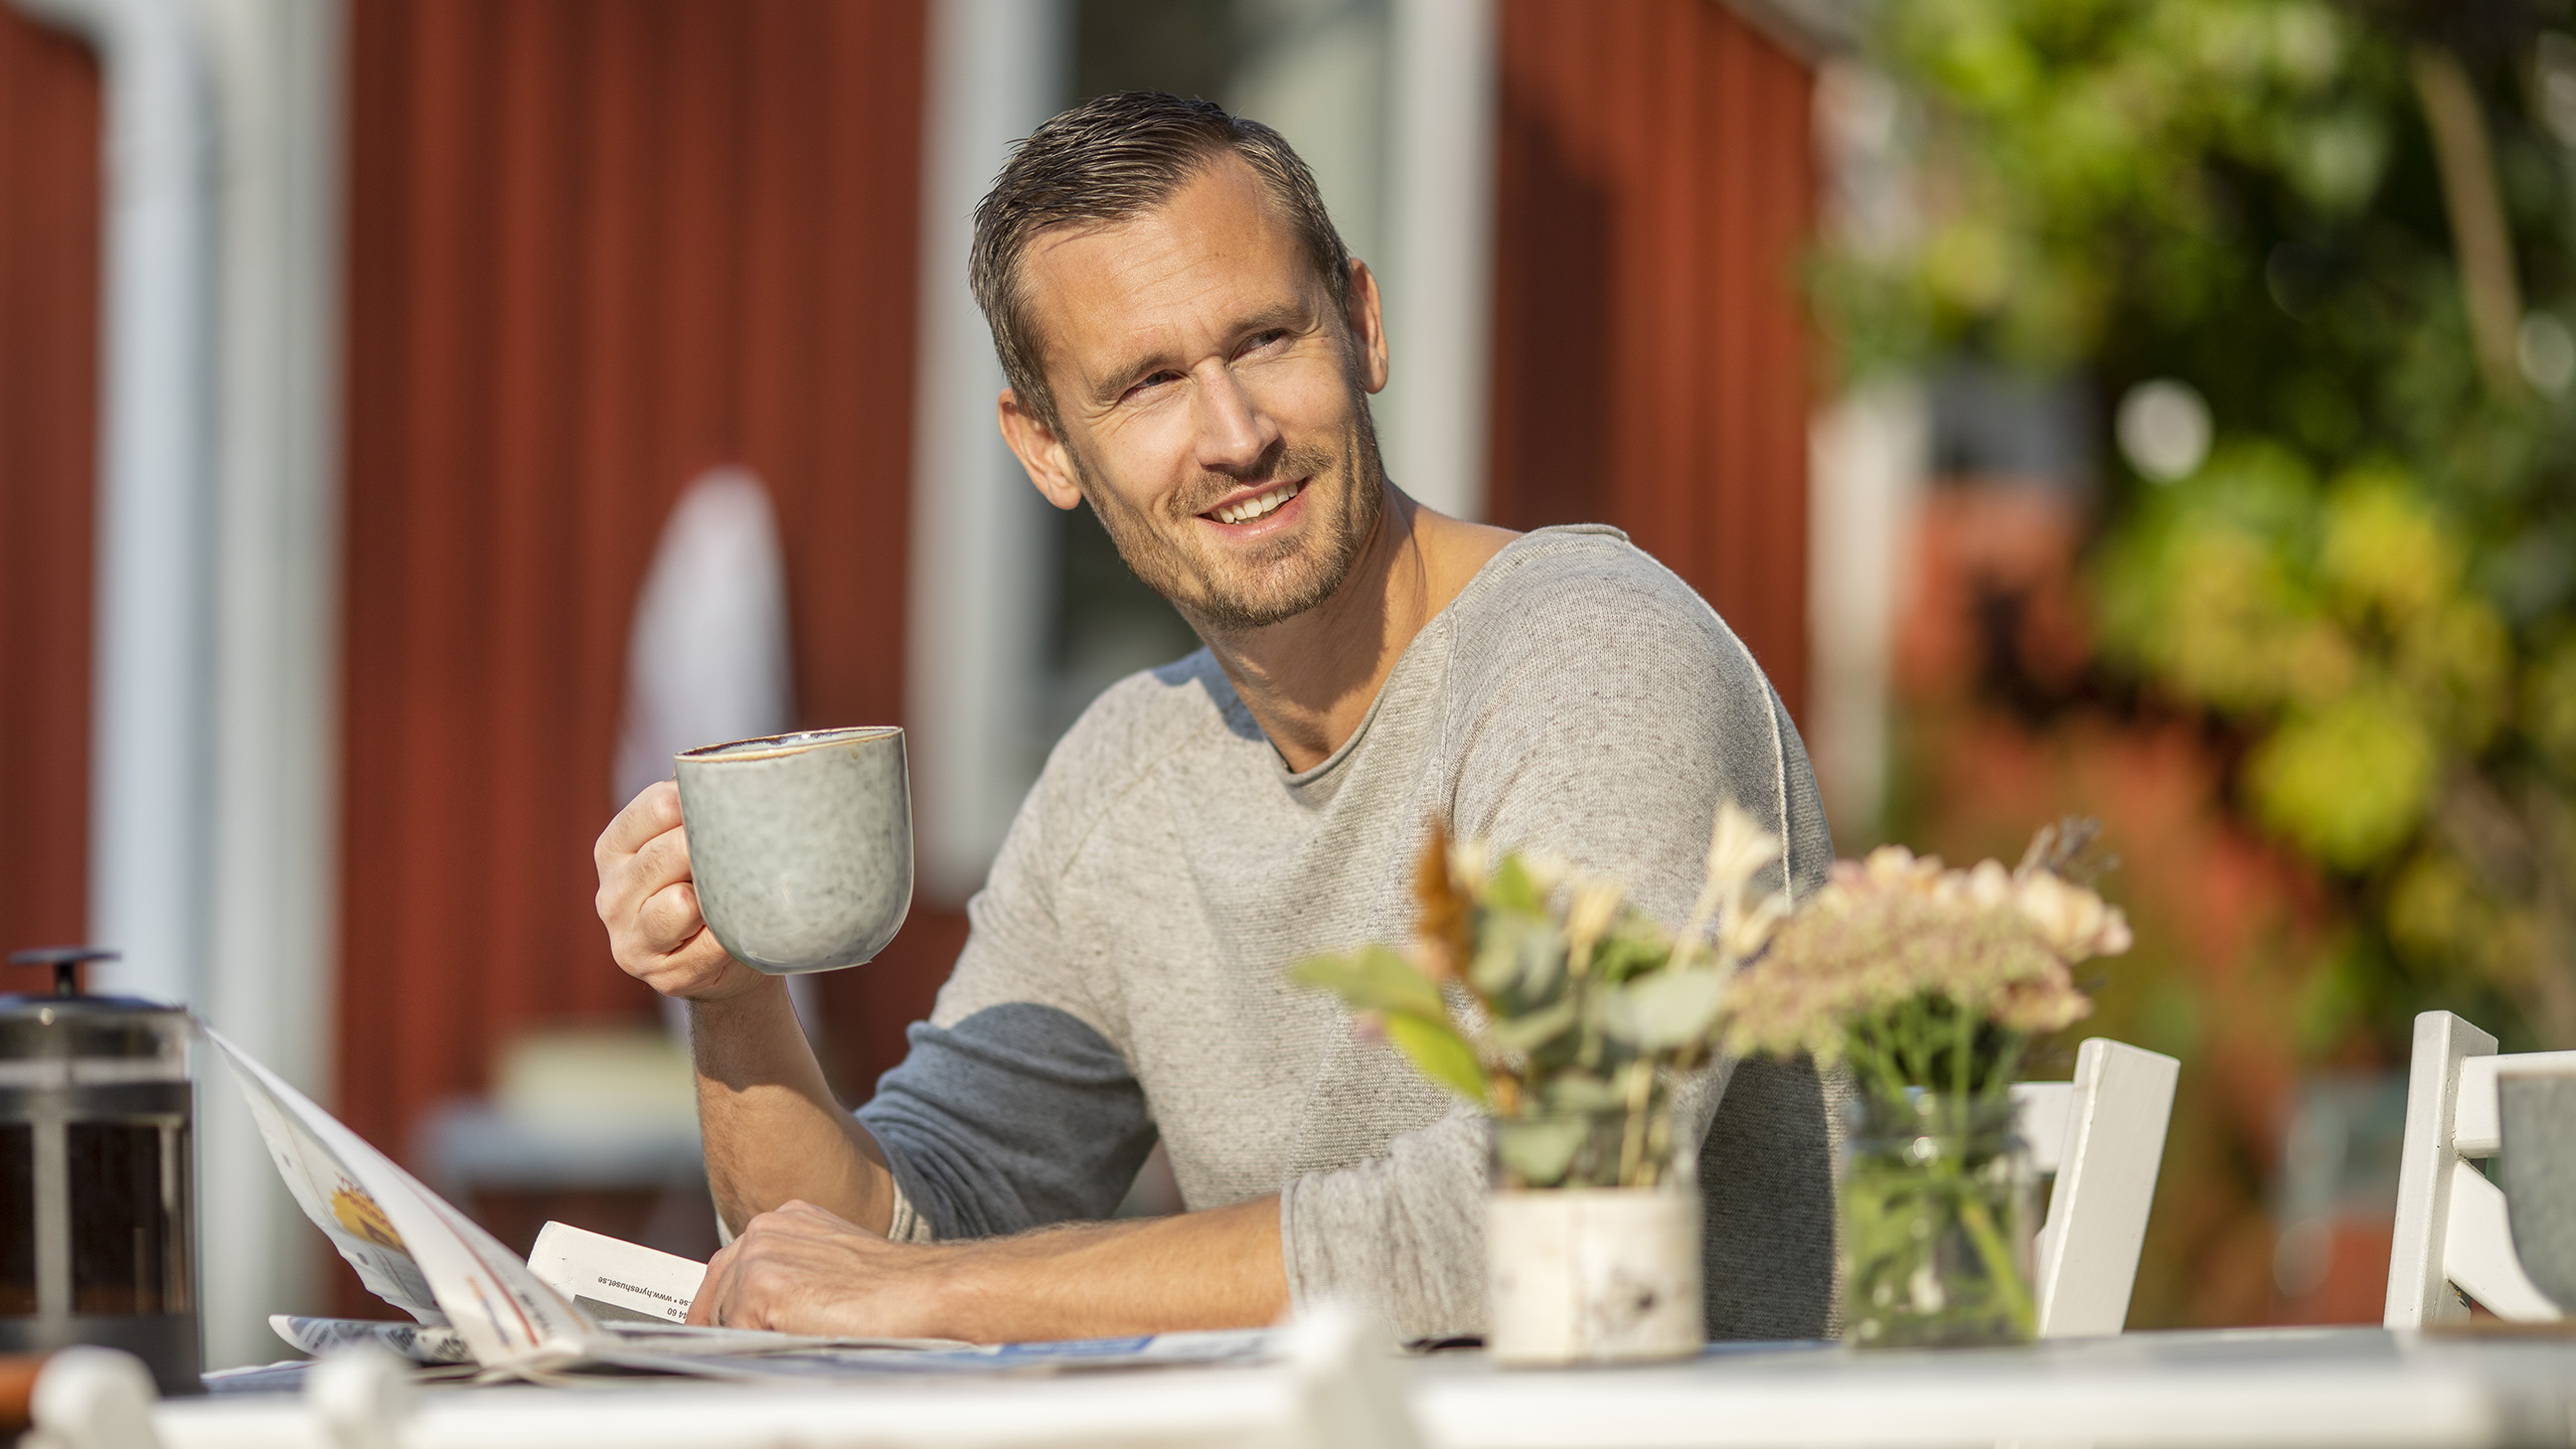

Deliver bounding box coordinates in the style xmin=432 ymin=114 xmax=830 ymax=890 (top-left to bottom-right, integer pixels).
xmin=594 ymin=780 xmax=765 ymax=1002
xmin=689 ymin=1200 xmax=943 ymax=1338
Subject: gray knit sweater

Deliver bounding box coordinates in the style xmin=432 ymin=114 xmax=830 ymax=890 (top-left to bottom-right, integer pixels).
xmin=857 ymin=525 xmax=1839 ymax=1341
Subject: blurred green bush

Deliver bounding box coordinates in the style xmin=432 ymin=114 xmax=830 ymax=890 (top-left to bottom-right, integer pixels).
xmin=1822 ymin=0 xmax=2576 ymax=1056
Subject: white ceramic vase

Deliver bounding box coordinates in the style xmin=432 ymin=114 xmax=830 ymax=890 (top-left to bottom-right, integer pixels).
xmin=1486 ymin=1185 xmax=1701 ymax=1366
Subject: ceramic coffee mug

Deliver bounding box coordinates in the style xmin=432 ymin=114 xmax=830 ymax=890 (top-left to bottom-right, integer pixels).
xmin=674 ymin=726 xmax=912 ymax=974
xmin=2498 ymin=1067 xmax=2576 ymax=1314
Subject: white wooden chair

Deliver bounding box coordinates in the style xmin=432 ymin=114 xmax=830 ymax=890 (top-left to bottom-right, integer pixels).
xmin=2010 ymin=1037 xmax=2181 ymax=1338
xmin=2384 ymin=1010 xmax=2576 ymax=1326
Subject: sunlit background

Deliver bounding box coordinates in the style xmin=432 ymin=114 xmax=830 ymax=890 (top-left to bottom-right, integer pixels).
xmin=0 ymin=0 xmax=2566 ymax=1365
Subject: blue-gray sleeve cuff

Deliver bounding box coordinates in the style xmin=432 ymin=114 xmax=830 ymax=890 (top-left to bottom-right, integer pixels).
xmin=856 ymin=1002 xmax=1157 ymax=1240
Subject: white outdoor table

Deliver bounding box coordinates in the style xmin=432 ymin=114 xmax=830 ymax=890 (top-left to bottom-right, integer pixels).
xmin=145 ymin=1327 xmax=2576 ymax=1449
xmin=1409 ymin=1328 xmax=2576 ymax=1448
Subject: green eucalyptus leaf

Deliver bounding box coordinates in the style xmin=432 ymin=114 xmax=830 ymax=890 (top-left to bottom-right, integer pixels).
xmin=1467 ymin=922 xmax=1524 ymax=997
xmin=1481 ymin=993 xmax=1581 ymax=1052
xmin=1601 ymin=967 xmax=1729 ymax=1052
xmin=1383 ymin=1014 xmax=1491 ymax=1105
xmin=1513 ymin=925 xmax=1564 ymax=998
xmin=1288 ymin=945 xmax=1445 ymax=1022
xmin=1495 ymin=1116 xmax=1589 ymax=1188
xmin=1537 ymin=1070 xmax=1626 ymax=1114
xmin=1593 ymin=925 xmax=1673 ymax=984
xmin=1488 ymin=855 xmax=1543 ymax=913
xmin=1469 ymin=915 xmax=1563 ymax=1001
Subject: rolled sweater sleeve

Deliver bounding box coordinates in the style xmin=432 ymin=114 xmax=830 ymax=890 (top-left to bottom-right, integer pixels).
xmin=1276 ymin=545 xmax=1836 ymax=1341
xmin=1277 ymin=1108 xmax=1488 ymax=1341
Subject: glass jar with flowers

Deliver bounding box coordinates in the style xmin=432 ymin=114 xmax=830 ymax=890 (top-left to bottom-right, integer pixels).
xmin=1719 ymin=823 xmax=2133 ymax=1348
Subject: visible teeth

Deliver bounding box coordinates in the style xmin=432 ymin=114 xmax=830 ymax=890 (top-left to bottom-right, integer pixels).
xmin=1215 ymin=484 xmax=1298 ymax=525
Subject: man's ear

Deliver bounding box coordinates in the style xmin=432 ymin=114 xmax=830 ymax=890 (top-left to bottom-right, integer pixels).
xmin=998 ymin=389 xmax=1085 ymax=511
xmin=1344 ymin=258 xmax=1390 ymax=397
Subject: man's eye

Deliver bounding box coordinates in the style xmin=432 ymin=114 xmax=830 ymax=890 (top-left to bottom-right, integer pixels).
xmin=1127 ymin=371 xmax=1182 ymax=398
xmin=1241 ymin=330 xmax=1288 ymax=355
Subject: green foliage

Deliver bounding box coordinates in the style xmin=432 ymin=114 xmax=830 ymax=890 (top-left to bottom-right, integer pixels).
xmin=1827 ymin=0 xmax=2576 ymax=1049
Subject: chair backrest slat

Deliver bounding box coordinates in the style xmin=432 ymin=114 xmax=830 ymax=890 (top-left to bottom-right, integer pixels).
xmin=2030 ymin=1039 xmax=2178 ymax=1340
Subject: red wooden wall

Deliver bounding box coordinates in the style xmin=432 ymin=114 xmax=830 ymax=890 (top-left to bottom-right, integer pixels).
xmin=1489 ymin=0 xmax=1814 ymax=722
xmin=335 ymin=0 xmax=941 ymax=1174
xmin=0 ymin=10 xmax=97 ymax=976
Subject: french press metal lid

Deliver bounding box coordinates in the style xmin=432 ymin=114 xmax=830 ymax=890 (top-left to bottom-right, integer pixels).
xmin=0 ymin=947 xmax=200 ymax=1395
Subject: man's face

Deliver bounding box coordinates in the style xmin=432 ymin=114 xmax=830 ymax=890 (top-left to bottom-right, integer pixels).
xmin=1012 ymin=159 xmax=1385 ymax=632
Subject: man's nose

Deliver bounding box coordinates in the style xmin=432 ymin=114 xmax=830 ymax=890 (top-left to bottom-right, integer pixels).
xmin=1191 ymin=366 xmax=1279 ymax=475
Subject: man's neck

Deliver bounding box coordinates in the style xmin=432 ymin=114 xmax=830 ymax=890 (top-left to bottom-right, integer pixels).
xmin=1187 ymin=485 xmax=1518 ymax=773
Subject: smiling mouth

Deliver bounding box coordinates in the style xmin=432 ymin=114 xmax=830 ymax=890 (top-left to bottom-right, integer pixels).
xmin=1206 ymin=480 xmax=1304 ymax=526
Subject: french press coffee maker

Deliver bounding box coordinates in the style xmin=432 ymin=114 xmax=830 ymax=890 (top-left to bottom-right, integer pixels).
xmin=0 ymin=947 xmax=199 ymax=1395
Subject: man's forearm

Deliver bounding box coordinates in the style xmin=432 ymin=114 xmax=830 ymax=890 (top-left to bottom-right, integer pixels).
xmin=692 ymin=1192 xmax=1290 ymax=1341
xmin=690 ymin=976 xmax=894 ymax=1236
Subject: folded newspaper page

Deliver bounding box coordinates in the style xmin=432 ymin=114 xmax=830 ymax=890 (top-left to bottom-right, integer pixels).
xmin=528 ymin=1221 xmax=704 ymax=1326
xmin=207 ymin=1029 xmax=605 ymax=1368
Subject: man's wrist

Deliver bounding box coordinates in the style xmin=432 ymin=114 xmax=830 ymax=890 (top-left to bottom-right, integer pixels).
xmin=684 ymin=968 xmax=789 ymax=1024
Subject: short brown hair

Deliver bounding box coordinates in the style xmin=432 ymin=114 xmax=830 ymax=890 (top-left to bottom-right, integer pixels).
xmin=970 ymin=91 xmax=1354 ymax=431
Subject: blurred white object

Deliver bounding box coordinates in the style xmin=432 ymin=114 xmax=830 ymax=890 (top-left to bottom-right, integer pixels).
xmin=2013 ymin=1037 xmax=2180 ymax=1338
xmin=2115 ymin=379 xmax=2211 ymax=483
xmin=2384 ymin=1011 xmax=2575 ymax=1325
xmin=615 ymin=466 xmax=795 ymax=806
xmin=26 ymin=1347 xmax=164 ymax=1449
xmin=308 ymin=1346 xmax=411 ymax=1449
xmin=1283 ymin=1301 xmax=1423 ymax=1449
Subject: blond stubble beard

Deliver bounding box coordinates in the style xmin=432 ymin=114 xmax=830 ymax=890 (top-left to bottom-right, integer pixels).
xmin=1071 ymin=400 xmax=1386 ymax=634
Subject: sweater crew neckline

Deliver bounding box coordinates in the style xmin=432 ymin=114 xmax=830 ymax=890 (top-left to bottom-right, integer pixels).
xmin=1244 ymin=525 xmax=1626 ymax=789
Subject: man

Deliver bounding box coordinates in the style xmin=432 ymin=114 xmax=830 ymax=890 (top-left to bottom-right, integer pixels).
xmin=594 ymin=92 xmax=1836 ymax=1345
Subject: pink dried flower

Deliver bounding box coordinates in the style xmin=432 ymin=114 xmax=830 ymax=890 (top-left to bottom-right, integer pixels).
xmin=1720 ymin=847 xmax=2118 ymax=1065
xmin=2012 ymin=870 xmax=2135 ymax=959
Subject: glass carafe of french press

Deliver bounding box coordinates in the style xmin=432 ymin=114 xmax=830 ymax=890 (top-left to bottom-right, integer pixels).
xmin=0 ymin=947 xmax=199 ymax=1395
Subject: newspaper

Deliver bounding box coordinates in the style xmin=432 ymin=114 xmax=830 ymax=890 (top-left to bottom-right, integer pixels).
xmin=209 ymin=1028 xmax=1282 ymax=1378
xmin=209 ymin=1029 xmax=601 ymax=1368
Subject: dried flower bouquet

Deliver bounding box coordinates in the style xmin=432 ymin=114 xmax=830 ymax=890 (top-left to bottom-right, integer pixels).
xmin=1722 ymin=824 xmax=2130 ymax=1113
